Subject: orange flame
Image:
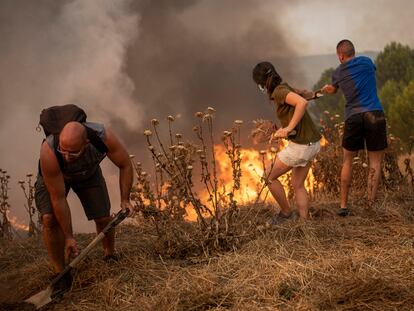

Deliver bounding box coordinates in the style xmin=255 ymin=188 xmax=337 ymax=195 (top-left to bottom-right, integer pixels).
xmin=138 ymin=140 xmax=319 ymax=222
xmin=198 ymin=144 xmax=288 ymax=205
xmin=8 ymin=216 xmax=30 ymax=232
xmin=196 ymin=142 xmax=316 ymax=215
xmin=320 ymin=135 xmax=328 ymax=147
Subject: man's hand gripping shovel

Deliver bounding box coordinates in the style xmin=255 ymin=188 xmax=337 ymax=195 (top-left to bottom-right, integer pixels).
xmin=25 ymin=209 xmax=130 ymax=310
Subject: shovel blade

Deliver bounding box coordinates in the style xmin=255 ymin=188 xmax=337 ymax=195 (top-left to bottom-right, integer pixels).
xmin=24 ymin=286 xmax=53 ymax=310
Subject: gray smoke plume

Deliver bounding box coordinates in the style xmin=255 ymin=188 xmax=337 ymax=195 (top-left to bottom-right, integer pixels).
xmin=124 ymin=0 xmax=304 ymax=143
xmin=0 ymin=0 xmax=142 ymax=232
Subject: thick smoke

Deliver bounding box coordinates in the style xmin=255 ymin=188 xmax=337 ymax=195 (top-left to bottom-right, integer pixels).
xmin=0 ymin=0 xmax=141 ymax=232
xmin=124 ymin=0 xmax=304 ymax=146
xmin=1 ymin=0 xmax=302 ymax=233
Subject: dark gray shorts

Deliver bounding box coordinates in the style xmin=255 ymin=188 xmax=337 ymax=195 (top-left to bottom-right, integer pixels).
xmin=35 ymin=167 xmax=111 ymax=220
xmin=342 ymin=110 xmax=388 ymax=152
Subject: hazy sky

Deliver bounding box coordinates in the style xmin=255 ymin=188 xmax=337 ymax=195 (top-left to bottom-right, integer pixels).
xmin=1 ymin=0 xmax=412 ymax=233
xmin=280 ymin=0 xmax=414 ymax=55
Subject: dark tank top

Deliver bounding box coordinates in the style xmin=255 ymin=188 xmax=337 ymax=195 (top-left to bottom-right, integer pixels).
xmin=46 ymin=122 xmax=106 ymax=183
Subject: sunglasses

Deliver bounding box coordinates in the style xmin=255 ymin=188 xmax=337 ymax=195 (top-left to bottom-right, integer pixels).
xmin=57 ymin=144 xmax=87 ymax=157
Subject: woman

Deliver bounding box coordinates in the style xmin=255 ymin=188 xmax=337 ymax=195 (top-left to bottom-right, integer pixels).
xmin=252 ymin=61 xmax=321 ymax=222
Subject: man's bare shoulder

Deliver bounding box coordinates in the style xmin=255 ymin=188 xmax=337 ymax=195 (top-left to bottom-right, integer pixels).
xmin=39 ymin=141 xmax=60 ymax=176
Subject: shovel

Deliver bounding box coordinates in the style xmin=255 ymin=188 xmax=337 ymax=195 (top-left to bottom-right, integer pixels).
xmin=25 ymin=209 xmax=129 ymax=309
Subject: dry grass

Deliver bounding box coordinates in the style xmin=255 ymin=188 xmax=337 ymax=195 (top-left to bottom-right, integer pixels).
xmin=1 ymin=111 xmax=412 ymax=310
xmin=1 ymin=190 xmax=413 ymax=311
xmin=132 ymin=109 xmax=410 ymax=257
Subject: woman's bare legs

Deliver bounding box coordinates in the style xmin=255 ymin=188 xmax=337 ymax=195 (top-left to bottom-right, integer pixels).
xmin=291 ymin=162 xmax=312 ymax=219
xmin=267 ymin=157 xmax=292 ymax=216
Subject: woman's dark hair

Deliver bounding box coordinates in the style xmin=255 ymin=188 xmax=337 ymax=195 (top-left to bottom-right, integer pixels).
xmin=252 ymin=61 xmax=282 ymax=95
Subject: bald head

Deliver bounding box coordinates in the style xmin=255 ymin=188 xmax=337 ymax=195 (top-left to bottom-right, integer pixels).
xmin=59 ymin=122 xmax=88 ymax=151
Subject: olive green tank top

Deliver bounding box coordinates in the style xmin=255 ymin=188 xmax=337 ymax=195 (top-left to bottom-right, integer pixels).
xmin=271 ymin=83 xmax=321 ymax=144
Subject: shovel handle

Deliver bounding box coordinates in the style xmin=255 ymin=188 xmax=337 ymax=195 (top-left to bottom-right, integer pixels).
xmin=51 ymin=209 xmax=129 ymax=286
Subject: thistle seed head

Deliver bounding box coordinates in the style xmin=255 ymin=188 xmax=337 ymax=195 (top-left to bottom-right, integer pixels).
xmin=207 ymin=107 xmax=216 ymax=113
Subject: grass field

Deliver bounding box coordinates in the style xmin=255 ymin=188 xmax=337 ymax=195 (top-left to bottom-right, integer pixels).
xmin=1 ymin=113 xmax=413 ymax=310
xmin=1 ymin=190 xmax=413 ymax=311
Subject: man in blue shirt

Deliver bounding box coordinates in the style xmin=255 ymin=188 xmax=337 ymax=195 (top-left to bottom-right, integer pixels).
xmin=321 ymin=39 xmax=387 ymax=216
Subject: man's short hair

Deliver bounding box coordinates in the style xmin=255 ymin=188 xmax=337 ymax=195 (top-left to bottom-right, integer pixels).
xmin=336 ymin=39 xmax=355 ymax=57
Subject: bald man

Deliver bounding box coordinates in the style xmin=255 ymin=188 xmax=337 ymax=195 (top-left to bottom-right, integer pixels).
xmin=35 ymin=121 xmax=133 ymax=289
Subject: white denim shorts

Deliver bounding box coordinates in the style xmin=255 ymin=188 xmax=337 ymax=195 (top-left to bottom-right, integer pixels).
xmin=278 ymin=140 xmax=320 ymax=167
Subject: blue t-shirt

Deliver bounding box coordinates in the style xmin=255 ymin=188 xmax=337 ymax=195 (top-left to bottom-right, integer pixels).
xmin=332 ymin=56 xmax=383 ymax=120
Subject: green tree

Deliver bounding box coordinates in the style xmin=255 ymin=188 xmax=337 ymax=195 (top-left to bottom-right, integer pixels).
xmin=378 ymin=79 xmax=403 ymax=114
xmin=375 ymin=42 xmax=414 ymax=89
xmin=309 ymin=68 xmax=345 ymax=118
xmin=388 ymin=81 xmax=414 ymax=144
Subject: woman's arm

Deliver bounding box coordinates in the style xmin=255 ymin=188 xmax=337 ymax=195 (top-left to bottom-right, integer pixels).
xmin=274 ymin=91 xmax=308 ymax=138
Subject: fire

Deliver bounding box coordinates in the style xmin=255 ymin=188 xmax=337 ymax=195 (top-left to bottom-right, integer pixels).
xmin=320 ymin=135 xmax=328 ymax=147
xmin=184 ymin=204 xmax=199 ymax=222
xmin=207 ymin=145 xmax=281 ymax=204
xmin=135 ymin=140 xmax=319 ymax=222
xmin=8 ymin=215 xmax=30 ymax=232
xmin=195 ymin=142 xmax=316 ymax=216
